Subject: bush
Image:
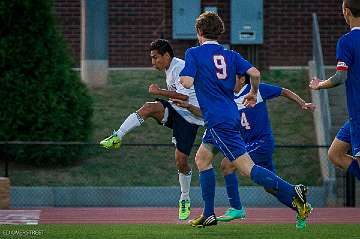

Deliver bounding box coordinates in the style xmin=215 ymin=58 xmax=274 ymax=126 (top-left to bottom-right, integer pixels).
xmin=0 ymin=0 xmax=93 ymax=166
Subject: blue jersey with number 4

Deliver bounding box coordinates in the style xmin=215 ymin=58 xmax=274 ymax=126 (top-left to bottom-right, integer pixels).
xmin=180 ymin=42 xmax=252 ymax=129
xmin=234 ymin=83 xmax=282 ymax=144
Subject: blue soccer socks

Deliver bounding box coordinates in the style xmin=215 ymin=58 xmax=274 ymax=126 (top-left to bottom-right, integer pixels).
xmin=199 ymin=168 xmax=216 ymax=217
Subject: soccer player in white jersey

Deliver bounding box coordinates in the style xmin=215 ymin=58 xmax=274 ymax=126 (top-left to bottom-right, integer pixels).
xmin=100 ymin=39 xmax=204 ymax=220
xmin=309 ymin=0 xmax=360 ymax=181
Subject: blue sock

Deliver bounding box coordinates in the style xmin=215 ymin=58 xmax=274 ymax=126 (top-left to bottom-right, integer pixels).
xmin=348 ymin=159 xmax=360 ymax=180
xmin=250 ymin=165 xmax=296 ymax=209
xmin=224 ymin=173 xmax=242 ymax=209
xmin=272 ymin=190 xmax=296 ymax=211
xmin=199 ymin=168 xmax=216 ymax=217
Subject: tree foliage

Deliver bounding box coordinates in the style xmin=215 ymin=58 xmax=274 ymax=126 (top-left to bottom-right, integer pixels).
xmin=0 ymin=0 xmax=93 ymax=166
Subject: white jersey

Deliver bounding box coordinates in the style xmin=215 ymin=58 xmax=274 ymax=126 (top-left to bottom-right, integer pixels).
xmin=165 ymin=57 xmax=204 ymax=126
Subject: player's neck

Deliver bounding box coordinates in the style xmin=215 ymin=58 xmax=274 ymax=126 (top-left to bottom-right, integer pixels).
xmin=164 ymin=57 xmax=173 ymax=71
xmin=349 ymin=18 xmax=360 ymax=29
xmin=199 ymin=37 xmax=217 ymax=45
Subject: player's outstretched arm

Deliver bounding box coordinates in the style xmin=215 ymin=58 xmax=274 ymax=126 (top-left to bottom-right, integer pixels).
xmin=148 ymin=84 xmax=188 ymax=101
xmin=281 ymin=88 xmax=316 ymax=111
xmin=309 ymin=70 xmax=347 ymax=90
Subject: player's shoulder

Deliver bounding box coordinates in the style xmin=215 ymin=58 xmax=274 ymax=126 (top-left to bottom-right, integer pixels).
xmin=169 ymin=57 xmax=185 ymax=74
xmin=185 ymin=46 xmax=199 ymax=54
xmin=172 ymin=57 xmax=185 ymax=66
xmin=338 ymin=31 xmax=357 ymax=45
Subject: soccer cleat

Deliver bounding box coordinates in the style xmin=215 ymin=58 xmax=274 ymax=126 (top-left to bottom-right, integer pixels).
xmin=216 ymin=207 xmax=246 ymax=222
xmin=295 ymin=203 xmax=313 ymax=229
xmin=99 ymin=131 xmax=122 ymax=149
xmin=189 ymin=214 xmax=217 ymax=228
xmin=292 ymin=184 xmax=312 ymax=222
xmin=178 ymin=199 xmax=191 ymax=220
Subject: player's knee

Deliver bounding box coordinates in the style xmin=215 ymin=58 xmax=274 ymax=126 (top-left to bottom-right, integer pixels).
xmin=220 ymin=160 xmax=235 ymax=176
xmin=176 ymin=155 xmax=190 ymax=174
xmin=140 ymin=102 xmax=161 ymax=117
xmin=195 ymin=153 xmax=209 ymax=171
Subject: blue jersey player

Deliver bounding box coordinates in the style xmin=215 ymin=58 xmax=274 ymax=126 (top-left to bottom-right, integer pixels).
xmin=309 ymin=0 xmax=360 ymax=181
xmin=216 ymin=74 xmax=315 ymax=229
xmin=179 ymin=12 xmax=313 ymax=228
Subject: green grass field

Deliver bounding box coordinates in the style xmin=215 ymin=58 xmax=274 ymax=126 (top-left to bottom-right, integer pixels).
xmin=0 ymin=224 xmax=359 ymax=239
xmin=3 ymin=69 xmax=321 ymax=186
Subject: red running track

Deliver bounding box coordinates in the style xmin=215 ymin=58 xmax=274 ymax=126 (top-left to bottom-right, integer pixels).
xmin=1 ymin=208 xmax=359 ymax=225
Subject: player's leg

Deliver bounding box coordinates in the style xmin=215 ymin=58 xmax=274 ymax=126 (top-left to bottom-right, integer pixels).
xmin=189 ymin=130 xmax=217 ymax=227
xmin=328 ymin=138 xmax=352 ymax=169
xmin=207 ymin=128 xmax=311 ymax=223
xmin=216 ymin=158 xmax=246 ymax=222
xmin=348 ymin=120 xmax=360 ymax=180
xmin=100 ymin=101 xmax=165 ymax=149
xmin=176 ymin=149 xmax=192 ymax=220
xmin=232 ymin=154 xmax=312 ymax=223
xmin=172 ymin=114 xmax=199 ymax=220
xmin=329 ymin=120 xmax=353 ymax=169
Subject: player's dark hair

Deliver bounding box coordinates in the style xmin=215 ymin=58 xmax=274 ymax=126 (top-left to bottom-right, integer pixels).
xmin=195 ymin=12 xmax=225 ymax=40
xmin=244 ymin=74 xmax=250 ymax=84
xmin=344 ymin=0 xmax=360 ymax=17
xmin=150 ymin=39 xmax=174 ymax=58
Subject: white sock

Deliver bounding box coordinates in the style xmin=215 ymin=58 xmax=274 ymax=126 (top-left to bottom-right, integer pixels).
xmin=116 ymin=112 xmax=144 ymax=139
xmin=179 ymin=170 xmax=192 ymax=201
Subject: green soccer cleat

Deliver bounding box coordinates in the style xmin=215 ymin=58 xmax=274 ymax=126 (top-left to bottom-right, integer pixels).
xmin=179 ymin=199 xmax=191 ymax=220
xmin=216 ymin=207 xmax=246 ymax=222
xmin=188 ymin=214 xmax=217 ymax=228
xmin=295 ymin=203 xmax=313 ymax=229
xmin=99 ymin=131 xmax=122 ymax=149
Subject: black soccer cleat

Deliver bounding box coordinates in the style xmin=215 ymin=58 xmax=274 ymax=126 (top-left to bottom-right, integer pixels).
xmin=189 ymin=214 xmax=217 ymax=228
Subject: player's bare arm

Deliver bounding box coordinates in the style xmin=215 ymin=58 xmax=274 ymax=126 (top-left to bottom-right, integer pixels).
xmin=281 ymin=88 xmax=316 ymax=111
xmin=171 ymin=98 xmax=202 ymax=117
xmin=148 ymin=83 xmax=188 ymax=101
xmin=309 ymin=70 xmax=347 ymax=90
xmin=180 ymin=76 xmax=194 ymax=89
xmin=242 ymin=67 xmax=260 ymax=107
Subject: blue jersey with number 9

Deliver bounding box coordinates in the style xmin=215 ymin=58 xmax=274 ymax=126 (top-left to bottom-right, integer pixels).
xmin=180 ymin=42 xmax=252 ymax=129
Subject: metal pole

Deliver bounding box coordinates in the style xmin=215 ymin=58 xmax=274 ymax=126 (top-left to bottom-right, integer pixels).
xmin=345 ymin=168 xmax=355 ymax=207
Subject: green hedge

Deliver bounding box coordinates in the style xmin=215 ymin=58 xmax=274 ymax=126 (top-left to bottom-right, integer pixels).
xmin=0 ymin=0 xmax=93 ymax=166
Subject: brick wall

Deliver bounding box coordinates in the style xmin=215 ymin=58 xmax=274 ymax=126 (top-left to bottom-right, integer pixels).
xmin=53 ymin=0 xmax=348 ymax=69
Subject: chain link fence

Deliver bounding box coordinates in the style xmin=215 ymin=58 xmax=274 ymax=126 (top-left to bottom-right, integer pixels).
xmin=1 ymin=142 xmax=357 ymax=208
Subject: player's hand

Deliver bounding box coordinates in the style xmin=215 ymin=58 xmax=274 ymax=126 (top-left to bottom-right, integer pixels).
xmin=242 ymin=91 xmax=257 ymax=108
xmin=171 ymin=98 xmax=189 ymax=108
xmin=302 ymin=102 xmax=316 ymax=112
xmin=309 ymin=77 xmax=321 ymax=90
xmin=148 ymin=84 xmax=160 ymax=94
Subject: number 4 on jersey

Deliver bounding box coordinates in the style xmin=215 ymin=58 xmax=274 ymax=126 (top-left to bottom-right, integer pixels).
xmin=241 ymin=112 xmax=251 ymax=129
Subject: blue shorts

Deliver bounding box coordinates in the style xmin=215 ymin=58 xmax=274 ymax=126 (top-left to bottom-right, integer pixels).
xmin=350 ymin=118 xmax=360 ymax=157
xmin=246 ymin=139 xmax=275 ymax=172
xmin=202 ymin=127 xmax=246 ymax=161
xmin=336 ymin=120 xmax=351 ymax=144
